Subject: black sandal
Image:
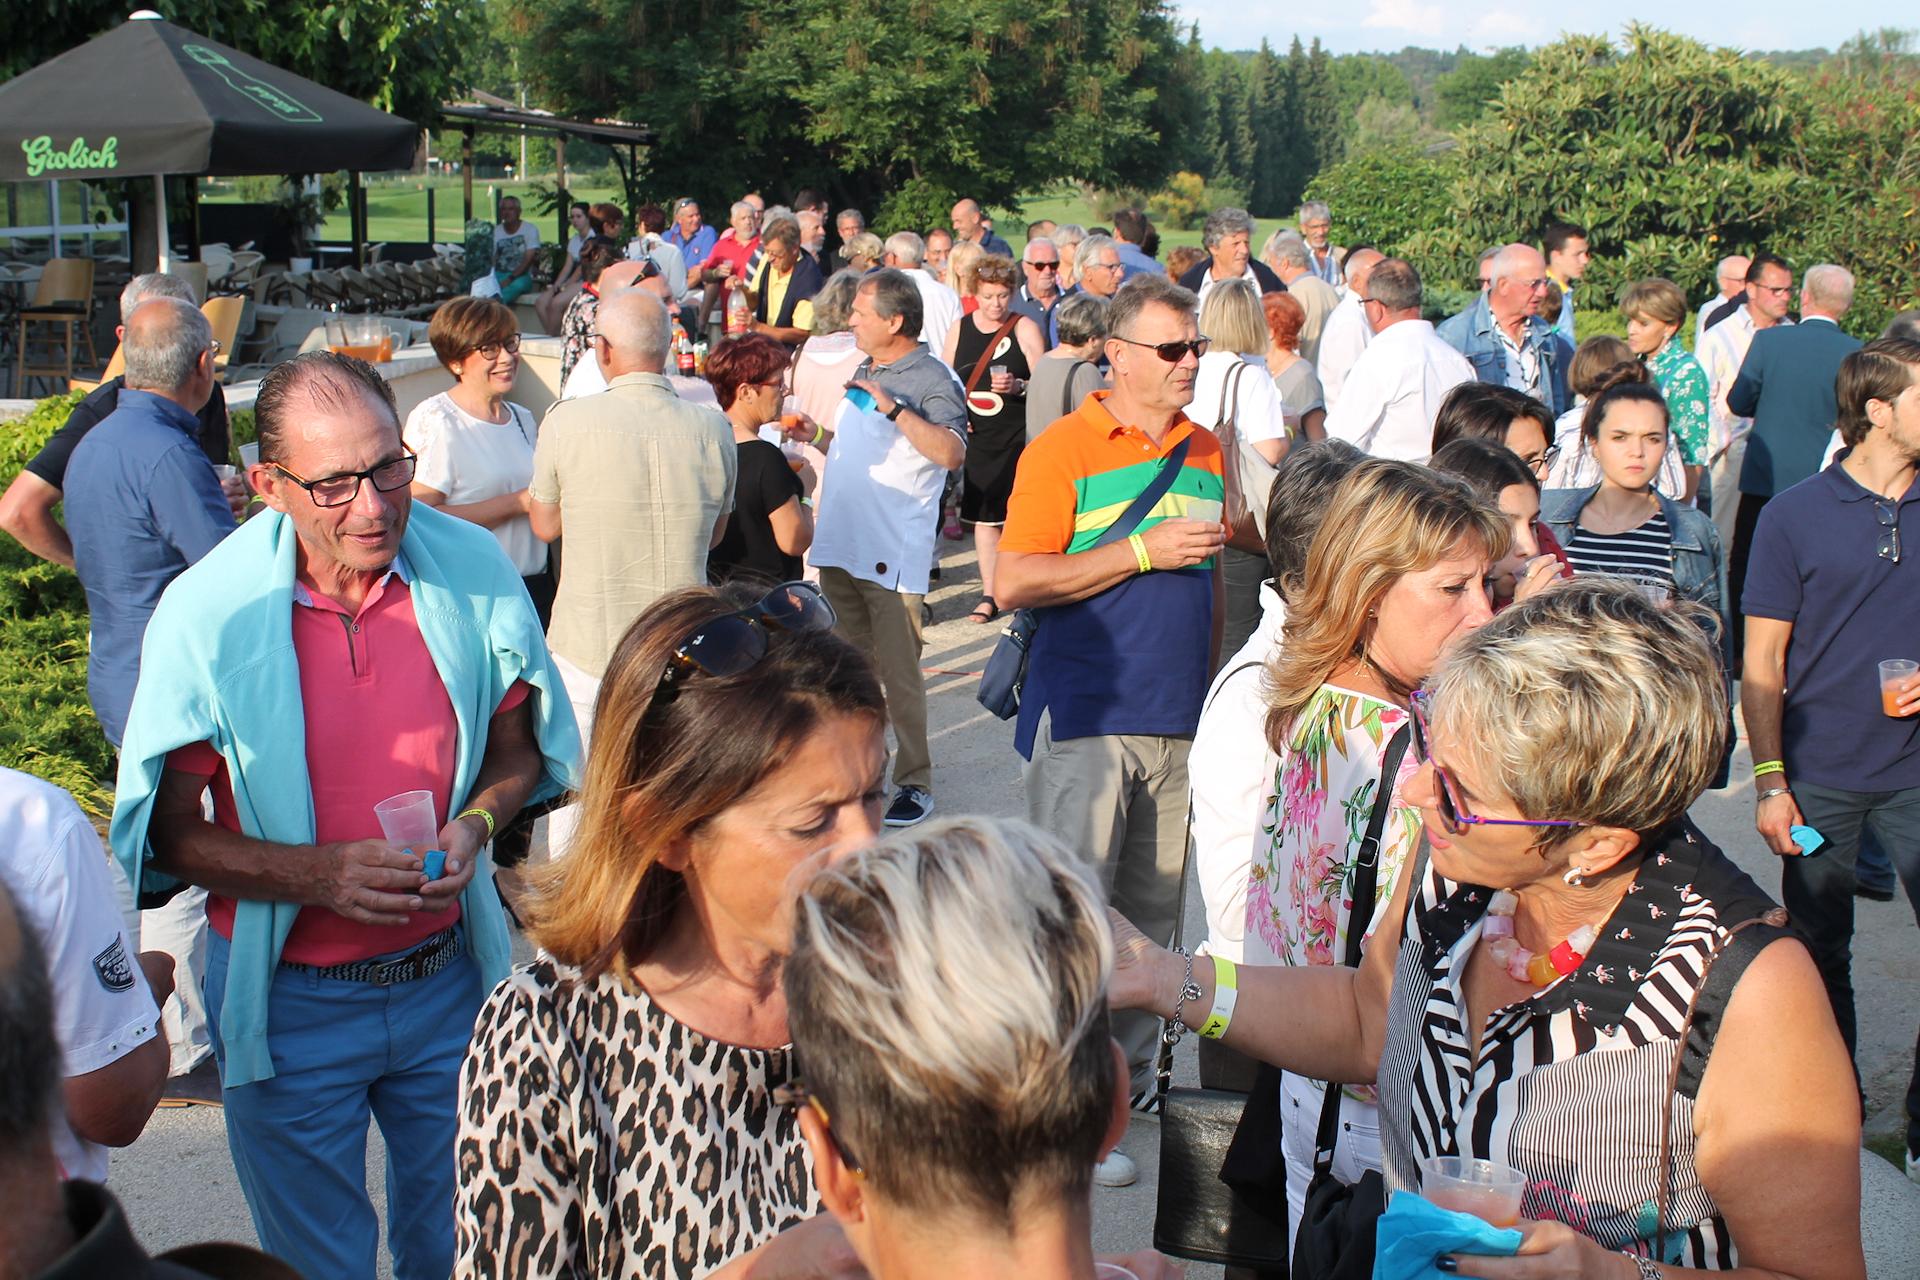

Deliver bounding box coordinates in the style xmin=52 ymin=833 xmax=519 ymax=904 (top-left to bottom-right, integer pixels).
xmin=969 ymin=596 xmax=1001 ymax=624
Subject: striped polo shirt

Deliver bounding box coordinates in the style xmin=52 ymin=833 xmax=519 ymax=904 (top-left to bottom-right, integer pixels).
xmin=1000 ymin=389 xmax=1224 ymax=757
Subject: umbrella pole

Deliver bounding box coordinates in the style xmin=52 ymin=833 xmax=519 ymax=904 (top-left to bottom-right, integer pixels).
xmin=154 ymin=175 xmax=171 ymax=272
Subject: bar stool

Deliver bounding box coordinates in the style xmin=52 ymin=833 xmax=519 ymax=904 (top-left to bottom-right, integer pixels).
xmin=16 ymin=258 xmax=97 ymax=396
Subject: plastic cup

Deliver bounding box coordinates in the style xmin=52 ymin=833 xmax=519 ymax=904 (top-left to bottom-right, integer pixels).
xmin=1880 ymin=659 xmax=1917 ymax=718
xmin=1419 ymin=1155 xmax=1526 ymax=1227
xmin=211 ymin=464 xmax=238 ymax=483
xmin=374 ymin=789 xmax=439 ymax=859
xmin=1186 ymin=497 xmax=1224 ymax=525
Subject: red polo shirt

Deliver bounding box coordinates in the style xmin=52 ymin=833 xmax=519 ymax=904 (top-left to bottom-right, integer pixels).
xmin=170 ymin=563 xmax=527 ymax=965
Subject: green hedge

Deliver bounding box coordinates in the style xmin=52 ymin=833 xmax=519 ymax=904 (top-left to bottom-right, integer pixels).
xmin=1 ymin=394 xmax=114 ymax=816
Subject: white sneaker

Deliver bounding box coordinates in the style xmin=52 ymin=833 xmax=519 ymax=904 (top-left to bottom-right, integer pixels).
xmin=1093 ymin=1150 xmax=1138 ymax=1187
xmin=1906 ymin=1149 xmax=1918 ymax=1185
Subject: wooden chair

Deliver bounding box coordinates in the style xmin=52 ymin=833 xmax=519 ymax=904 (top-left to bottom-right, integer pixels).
xmin=16 ymin=258 xmax=97 ymax=396
xmin=201 ymin=295 xmax=245 ymax=373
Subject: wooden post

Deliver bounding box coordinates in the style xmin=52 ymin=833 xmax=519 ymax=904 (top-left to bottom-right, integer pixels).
xmin=462 ymin=125 xmax=475 ymax=225
xmin=427 ymin=184 xmax=436 ymax=246
xmin=350 ymin=171 xmax=367 ymax=269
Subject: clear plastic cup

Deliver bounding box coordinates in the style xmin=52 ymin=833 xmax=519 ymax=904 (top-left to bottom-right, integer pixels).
xmin=1881 ymin=658 xmax=1918 ymax=718
xmin=1186 ymin=497 xmax=1224 ymax=525
xmin=1419 ymin=1155 xmax=1526 ymax=1226
xmin=374 ymin=790 xmax=438 ymax=852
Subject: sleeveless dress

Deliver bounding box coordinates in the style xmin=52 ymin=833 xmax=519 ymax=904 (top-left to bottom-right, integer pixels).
xmin=1374 ymin=821 xmax=1789 ymax=1270
xmin=954 ymin=314 xmax=1033 ymax=525
xmin=454 ymin=960 xmax=819 ymax=1279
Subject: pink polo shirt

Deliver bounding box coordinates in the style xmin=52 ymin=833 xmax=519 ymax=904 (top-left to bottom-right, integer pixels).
xmin=170 ymin=562 xmax=527 ymax=966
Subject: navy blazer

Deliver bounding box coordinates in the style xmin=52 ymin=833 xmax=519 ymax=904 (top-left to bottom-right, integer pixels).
xmin=1726 ymin=317 xmax=1861 ymax=497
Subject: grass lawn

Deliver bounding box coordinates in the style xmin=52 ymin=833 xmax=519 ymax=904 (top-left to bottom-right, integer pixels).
xmin=200 ymin=177 xmax=622 ymax=247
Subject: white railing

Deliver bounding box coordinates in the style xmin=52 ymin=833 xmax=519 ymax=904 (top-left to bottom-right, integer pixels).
xmin=0 ymin=178 xmax=129 ymax=258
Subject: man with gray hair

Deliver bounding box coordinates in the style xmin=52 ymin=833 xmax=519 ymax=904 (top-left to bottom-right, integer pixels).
xmin=1723 ymin=262 xmax=1860 ymax=651
xmin=1014 ymin=235 xmax=1066 ymax=347
xmin=1436 ymin=241 xmax=1572 ymax=416
xmin=1053 ymin=223 xmax=1088 ymax=290
xmin=883 ymin=229 xmax=961 ymax=356
xmin=1324 ymin=259 xmax=1474 ymax=460
xmin=1697 ymin=253 xmax=1752 ymax=345
xmin=533 ymin=289 xmax=737 ymax=746
xmin=1263 ymin=230 xmax=1338 ymax=363
xmin=1297 ymin=200 xmax=1344 ymax=287
xmin=788 ymin=268 xmax=967 ymax=829
xmin=2 ymin=272 xmax=237 ymax=569
xmin=1076 ymin=234 xmax=1126 ymax=302
xmin=1176 ymin=207 xmax=1285 ymax=303
xmin=1317 ymin=246 xmax=1384 ymax=411
xmin=997 ymin=275 xmax=1225 ymax=1184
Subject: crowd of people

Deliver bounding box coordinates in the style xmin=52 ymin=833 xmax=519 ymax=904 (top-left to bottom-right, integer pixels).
xmin=0 ymin=179 xmax=1915 ymax=1280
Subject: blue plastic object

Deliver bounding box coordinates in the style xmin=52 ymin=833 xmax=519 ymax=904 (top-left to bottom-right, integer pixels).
xmin=1789 ymin=824 xmax=1826 ymax=856
xmin=844 ymin=384 xmax=876 ymax=412
xmin=1374 ymin=1191 xmax=1524 ymax=1279
xmin=422 ymin=849 xmax=447 ymax=881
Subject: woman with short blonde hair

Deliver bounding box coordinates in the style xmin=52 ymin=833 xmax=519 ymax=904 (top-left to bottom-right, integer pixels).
xmin=1248 ymin=460 xmax=1505 ymax=1244
xmin=455 ymin=583 xmax=890 ymax=1278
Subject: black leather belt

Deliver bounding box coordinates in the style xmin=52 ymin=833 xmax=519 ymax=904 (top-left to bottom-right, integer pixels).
xmin=280 ymin=927 xmax=461 ymax=986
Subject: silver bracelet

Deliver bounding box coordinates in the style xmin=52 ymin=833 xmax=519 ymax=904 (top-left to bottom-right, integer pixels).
xmin=1755 ymin=786 xmax=1793 ymax=801
xmin=1619 ymin=1252 xmax=1663 ymax=1280
xmin=1162 ymin=946 xmax=1202 ymax=1048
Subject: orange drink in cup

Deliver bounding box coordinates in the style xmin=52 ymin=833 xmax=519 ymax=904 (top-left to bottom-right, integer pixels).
xmin=1419 ymin=1155 xmax=1526 ymax=1227
xmin=1881 ymin=659 xmax=1918 ymax=717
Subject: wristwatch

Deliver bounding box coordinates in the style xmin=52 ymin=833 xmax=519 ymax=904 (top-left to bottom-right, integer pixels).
xmin=1619 ymin=1252 xmax=1663 ymax=1280
xmin=883 ymin=400 xmax=905 ymax=421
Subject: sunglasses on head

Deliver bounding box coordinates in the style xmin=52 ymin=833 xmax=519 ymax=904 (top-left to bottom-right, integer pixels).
xmin=773 ymin=1079 xmax=864 ymax=1176
xmin=1407 ymin=690 xmax=1580 ymax=836
xmin=650 ymin=582 xmax=836 ymax=709
xmin=1113 ymin=336 xmax=1211 ymax=362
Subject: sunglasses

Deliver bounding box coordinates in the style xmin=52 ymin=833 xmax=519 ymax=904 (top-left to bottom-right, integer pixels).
xmin=651 ymin=582 xmax=836 ymax=709
xmin=1875 ymin=497 xmax=1902 ymax=564
xmin=773 ymin=1079 xmax=864 ymax=1176
xmin=1113 ymin=336 xmax=1211 ymax=363
xmin=1025 ymin=259 xmax=1060 ymax=271
xmin=1407 ymin=691 xmax=1580 ymax=836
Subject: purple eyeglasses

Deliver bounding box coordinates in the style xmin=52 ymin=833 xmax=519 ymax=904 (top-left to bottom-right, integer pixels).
xmin=1407 ymin=690 xmax=1580 ymax=836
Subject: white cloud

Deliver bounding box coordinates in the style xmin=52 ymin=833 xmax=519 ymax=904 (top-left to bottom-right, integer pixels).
xmin=1360 ymin=0 xmax=1448 ymax=37
xmin=1466 ymin=9 xmax=1551 ymax=44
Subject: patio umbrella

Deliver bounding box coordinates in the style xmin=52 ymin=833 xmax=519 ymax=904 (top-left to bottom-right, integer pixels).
xmin=0 ymin=11 xmax=418 ymax=264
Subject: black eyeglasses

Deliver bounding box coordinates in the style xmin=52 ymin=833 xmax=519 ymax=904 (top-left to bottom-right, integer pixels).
xmin=274 ymin=453 xmax=417 ymax=508
xmin=1876 ymin=497 xmax=1902 ymax=563
xmin=1112 ymin=336 xmax=1211 ymax=363
xmin=1408 ymin=691 xmax=1580 ymax=836
xmin=651 ymin=582 xmax=836 ymax=708
xmin=470 ymin=335 xmax=521 ymax=361
xmin=773 ymin=1079 xmax=864 ymax=1176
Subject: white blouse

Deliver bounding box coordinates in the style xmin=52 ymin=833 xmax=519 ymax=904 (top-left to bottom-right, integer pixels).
xmin=404 ymin=391 xmax=546 ymax=575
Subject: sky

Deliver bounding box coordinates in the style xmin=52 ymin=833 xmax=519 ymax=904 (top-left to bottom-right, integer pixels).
xmin=1173 ymin=0 xmax=1911 ymax=57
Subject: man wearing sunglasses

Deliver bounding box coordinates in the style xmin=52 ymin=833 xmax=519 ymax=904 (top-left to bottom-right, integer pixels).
xmin=1742 ymin=337 xmax=1920 ymax=1185
xmin=996 ymin=276 xmax=1226 ymax=1182
xmin=1435 ymin=241 xmax=1572 ymax=418
xmin=1013 ymin=237 xmax=1064 ymax=349
xmin=1323 ymin=259 xmax=1475 ymax=462
xmin=110 ymin=351 xmax=582 ymax=1280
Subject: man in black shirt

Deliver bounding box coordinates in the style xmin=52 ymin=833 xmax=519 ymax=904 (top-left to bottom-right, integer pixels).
xmin=0 ymin=273 xmax=235 ymax=569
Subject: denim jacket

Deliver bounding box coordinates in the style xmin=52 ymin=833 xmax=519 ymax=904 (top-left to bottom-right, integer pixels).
xmin=1539 ymin=485 xmax=1723 ymax=622
xmin=1435 ymin=293 xmax=1572 ymax=417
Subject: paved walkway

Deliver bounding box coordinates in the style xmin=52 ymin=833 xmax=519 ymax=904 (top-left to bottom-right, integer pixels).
xmin=110 ymin=545 xmax=1919 ymax=1274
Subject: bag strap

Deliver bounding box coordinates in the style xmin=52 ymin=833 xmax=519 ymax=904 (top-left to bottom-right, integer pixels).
xmin=965 ymin=315 xmax=1021 ymax=395
xmin=1652 ymin=905 xmax=1790 ymax=1257
xmin=1062 ymin=358 xmax=1092 ymax=419
xmin=1216 ymin=358 xmax=1248 ymax=442
xmin=1311 ymin=722 xmax=1413 ymax=1174
xmin=1090 ymin=435 xmax=1192 ymax=551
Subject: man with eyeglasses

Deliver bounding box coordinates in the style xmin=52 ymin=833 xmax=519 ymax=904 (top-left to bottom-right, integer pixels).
xmin=1324 ymin=259 xmax=1475 ymax=461
xmin=1741 ymin=336 xmax=1920 ymax=1187
xmin=1724 ymin=264 xmax=1861 ymax=661
xmin=1697 ymin=253 xmax=1751 ymax=346
xmin=110 ymin=350 xmax=581 ymax=1280
xmin=1012 ymin=236 xmax=1065 ymax=348
xmin=1074 ymin=234 xmax=1126 ymax=303
xmin=1436 ymin=242 xmax=1572 ymax=418
xmin=996 ymin=275 xmax=1226 ymax=1186
xmin=1700 ymin=252 xmax=1796 ymax=557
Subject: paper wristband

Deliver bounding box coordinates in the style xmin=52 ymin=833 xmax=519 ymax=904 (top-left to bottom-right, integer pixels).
xmin=457 ymin=806 xmax=496 ymax=841
xmin=1200 ymin=953 xmax=1239 ymax=1039
xmin=1128 ymin=533 xmax=1152 ymax=575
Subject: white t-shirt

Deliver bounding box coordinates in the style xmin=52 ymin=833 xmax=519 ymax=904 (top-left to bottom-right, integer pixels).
xmin=404 ymin=392 xmax=546 ymax=575
xmin=0 ymin=768 xmax=161 ymax=1183
xmin=1189 ymin=351 xmax=1291 ymax=443
xmin=1315 ymin=291 xmax=1372 ymax=412
xmin=492 ymin=222 xmax=541 ymax=277
xmin=1323 ymin=319 xmax=1475 ymax=461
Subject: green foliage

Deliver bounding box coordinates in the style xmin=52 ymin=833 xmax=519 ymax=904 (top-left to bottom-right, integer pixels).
xmin=230 ymin=408 xmax=258 ymax=449
xmin=1312 ymin=27 xmax=1920 ymax=337
xmin=506 ymin=0 xmax=1190 ymax=226
xmin=1432 ymin=47 xmax=1533 ymax=129
xmin=0 ymin=395 xmax=111 ymax=815
xmin=5 ymin=0 xmax=482 ymax=124
xmin=1146 ymin=171 xmax=1245 ymax=231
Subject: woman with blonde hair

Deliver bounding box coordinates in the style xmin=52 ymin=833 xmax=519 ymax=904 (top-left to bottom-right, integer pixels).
xmin=948 ymin=240 xmax=986 ymax=313
xmin=454 ymin=582 xmax=888 ymax=1278
xmin=1246 ymin=459 xmax=1505 ymax=1247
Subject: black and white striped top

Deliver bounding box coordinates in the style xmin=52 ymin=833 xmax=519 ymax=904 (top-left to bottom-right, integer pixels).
xmin=1375 ymin=823 xmax=1785 ymax=1270
xmin=1564 ymin=508 xmax=1675 ymax=585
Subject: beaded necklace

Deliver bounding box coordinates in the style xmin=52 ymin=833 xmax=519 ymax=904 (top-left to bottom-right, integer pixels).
xmin=1481 ymin=889 xmax=1598 ymax=987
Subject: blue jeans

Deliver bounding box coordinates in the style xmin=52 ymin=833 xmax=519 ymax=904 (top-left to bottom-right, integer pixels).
xmin=204 ymin=929 xmax=484 ymax=1280
xmin=1781 ymin=781 xmax=1920 ymax=1156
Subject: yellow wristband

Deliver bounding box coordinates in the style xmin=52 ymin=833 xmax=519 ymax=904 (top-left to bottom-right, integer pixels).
xmin=1752 ymin=760 xmax=1785 ymax=779
xmin=1200 ymin=953 xmax=1238 ymax=1040
xmin=457 ymin=806 xmax=496 ymax=841
xmin=810 ymin=423 xmax=827 ymax=448
xmin=1128 ymin=533 xmax=1152 ymax=575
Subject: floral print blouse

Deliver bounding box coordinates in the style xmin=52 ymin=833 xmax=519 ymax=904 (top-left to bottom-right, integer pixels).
xmin=1648 ymin=340 xmax=1711 ymax=467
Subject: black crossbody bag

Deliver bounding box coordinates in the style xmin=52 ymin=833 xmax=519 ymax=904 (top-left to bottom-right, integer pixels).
xmin=1288 ymin=722 xmax=1412 ymax=1280
xmin=977 ymin=435 xmax=1190 ymax=720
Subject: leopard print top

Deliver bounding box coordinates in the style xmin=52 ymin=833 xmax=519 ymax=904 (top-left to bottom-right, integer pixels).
xmin=454 ymin=960 xmax=818 ymax=1279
